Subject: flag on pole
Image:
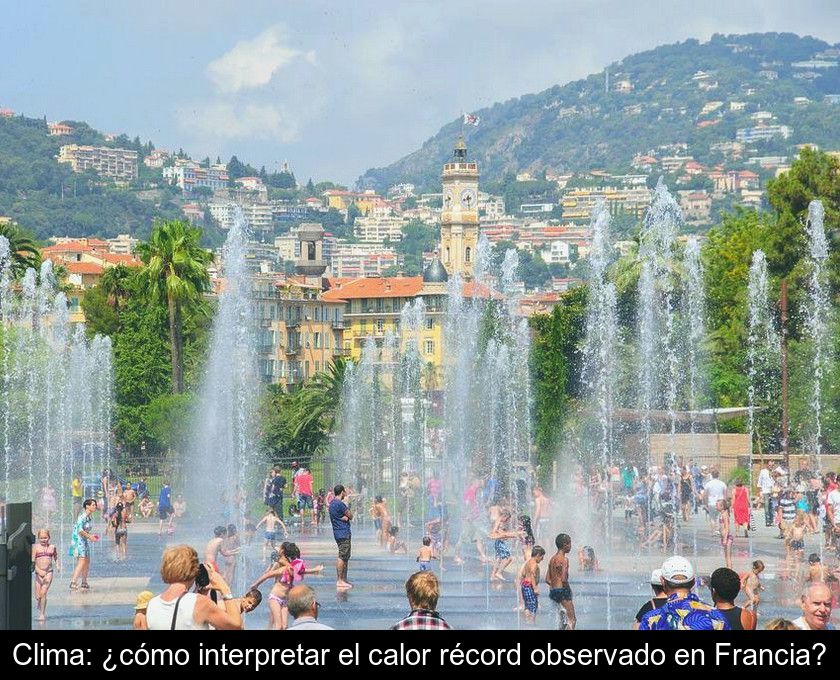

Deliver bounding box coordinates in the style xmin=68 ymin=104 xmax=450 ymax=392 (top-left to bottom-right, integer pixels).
xmin=463 ymin=113 xmax=480 ymax=126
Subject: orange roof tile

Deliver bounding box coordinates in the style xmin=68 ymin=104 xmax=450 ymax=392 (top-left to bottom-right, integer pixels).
xmin=64 ymin=261 xmax=104 ymax=275
xmin=322 ymin=276 xmax=423 ymax=301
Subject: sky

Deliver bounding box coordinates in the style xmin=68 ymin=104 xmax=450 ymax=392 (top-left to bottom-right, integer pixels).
xmin=2 ymin=1 xmax=839 ymax=185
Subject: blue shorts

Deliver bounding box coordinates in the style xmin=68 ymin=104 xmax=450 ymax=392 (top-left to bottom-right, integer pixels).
xmin=298 ymin=494 xmax=313 ymax=510
xmin=418 ymin=560 xmax=431 ymax=571
xmin=374 ymin=519 xmax=382 ymax=530
xmin=494 ymin=539 xmax=511 ymax=560
xmin=521 ymin=581 xmax=538 ymax=614
xmin=264 ymin=531 xmax=276 ymax=541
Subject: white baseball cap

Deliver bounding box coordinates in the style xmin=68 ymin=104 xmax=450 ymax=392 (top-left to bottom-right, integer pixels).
xmin=650 ymin=568 xmax=663 ymax=585
xmin=661 ymin=555 xmax=695 ymax=585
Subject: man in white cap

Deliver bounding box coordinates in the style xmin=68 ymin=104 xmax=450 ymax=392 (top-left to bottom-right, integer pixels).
xmin=633 ymin=569 xmax=667 ymax=629
xmin=638 ymin=555 xmax=729 ymax=630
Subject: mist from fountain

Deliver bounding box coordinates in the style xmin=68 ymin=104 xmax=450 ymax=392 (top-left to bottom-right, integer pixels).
xmin=187 ymin=208 xmax=260 ymax=521
xmin=804 ymin=200 xmax=830 ymax=467
xmin=0 ymin=236 xmax=113 ymax=528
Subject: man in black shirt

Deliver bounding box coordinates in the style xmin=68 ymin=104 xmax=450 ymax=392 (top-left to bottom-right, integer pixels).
xmin=633 ymin=569 xmax=667 ymax=629
xmin=264 ymin=467 xmax=287 ymax=519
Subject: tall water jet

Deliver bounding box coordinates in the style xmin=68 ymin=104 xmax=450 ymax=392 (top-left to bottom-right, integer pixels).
xmin=746 ymin=250 xmax=780 ymax=495
xmin=189 ymin=208 xmax=260 ymax=519
xmin=581 ymin=201 xmax=618 ymax=607
xmin=804 ymin=200 xmax=830 ymax=466
xmin=681 ymin=237 xmax=706 ymax=426
xmin=582 ymin=201 xmax=618 ymax=516
xmin=637 ymin=180 xmax=682 ymax=459
xmin=0 ymin=254 xmax=113 ymax=515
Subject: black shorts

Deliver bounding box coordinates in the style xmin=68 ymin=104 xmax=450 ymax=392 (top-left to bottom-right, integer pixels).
xmin=336 ymin=537 xmax=352 ymax=561
xmin=549 ymin=586 xmax=573 ymax=603
xmin=159 ymin=505 xmax=173 ymax=520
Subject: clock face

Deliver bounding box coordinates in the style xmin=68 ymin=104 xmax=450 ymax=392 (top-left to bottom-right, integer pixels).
xmin=459 ymin=188 xmax=476 ymax=210
xmin=443 ymin=189 xmax=453 ymax=209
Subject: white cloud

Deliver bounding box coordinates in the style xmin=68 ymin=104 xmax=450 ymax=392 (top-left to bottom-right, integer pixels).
xmin=177 ymin=102 xmax=299 ymax=142
xmin=206 ymin=25 xmax=308 ymax=93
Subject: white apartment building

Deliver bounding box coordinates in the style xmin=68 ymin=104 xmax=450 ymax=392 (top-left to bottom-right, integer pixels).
xmin=107 ymin=234 xmax=138 ymax=255
xmin=58 ymin=145 xmax=138 ymax=182
xmin=208 ymin=202 xmax=273 ymax=237
xmin=353 ymin=215 xmax=409 ymax=243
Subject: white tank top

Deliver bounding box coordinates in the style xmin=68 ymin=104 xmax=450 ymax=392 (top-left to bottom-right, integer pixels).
xmin=146 ymin=592 xmax=209 ymax=630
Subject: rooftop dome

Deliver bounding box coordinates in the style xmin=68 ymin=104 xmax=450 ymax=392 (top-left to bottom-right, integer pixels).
xmin=423 ymin=257 xmax=449 ymax=283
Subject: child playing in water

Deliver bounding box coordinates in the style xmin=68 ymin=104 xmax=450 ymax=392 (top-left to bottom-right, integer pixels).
xmin=741 ymin=559 xmax=765 ymax=613
xmin=370 ymin=495 xmax=391 ymax=547
xmin=255 ymin=508 xmax=288 ymax=561
xmin=717 ymin=499 xmax=734 ymax=570
xmin=250 ymin=542 xmax=323 ymax=630
xmin=518 ymin=546 xmax=546 ymax=624
xmin=416 ymin=536 xmax=436 ymax=571
xmin=788 ymin=511 xmax=807 ymax=563
xmin=388 ymin=526 xmax=408 ymax=554
xmin=489 ymin=509 xmax=518 ymax=582
xmin=518 ymin=515 xmax=535 ymax=562
xmin=111 ymin=502 xmax=128 ymax=561
xmin=577 ymin=545 xmax=600 ymax=572
xmin=32 ymin=529 xmax=59 ymax=622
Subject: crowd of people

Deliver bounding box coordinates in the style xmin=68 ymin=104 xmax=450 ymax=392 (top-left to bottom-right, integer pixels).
xmin=30 ymin=457 xmax=840 ymax=630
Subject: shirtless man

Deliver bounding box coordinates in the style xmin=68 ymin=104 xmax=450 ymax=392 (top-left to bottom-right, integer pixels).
xmin=532 ymin=487 xmax=552 ymax=541
xmin=518 ymin=546 xmax=546 ymax=624
xmin=546 ymin=533 xmax=576 ymax=629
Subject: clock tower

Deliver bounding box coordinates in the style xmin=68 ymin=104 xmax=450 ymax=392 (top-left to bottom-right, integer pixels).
xmin=440 ymin=136 xmax=479 ymax=278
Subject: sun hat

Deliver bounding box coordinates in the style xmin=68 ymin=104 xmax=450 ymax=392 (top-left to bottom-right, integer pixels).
xmin=134 ymin=590 xmax=154 ymax=611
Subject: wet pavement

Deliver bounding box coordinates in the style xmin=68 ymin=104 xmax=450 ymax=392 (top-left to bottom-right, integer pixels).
xmin=37 ymin=511 xmax=836 ymax=630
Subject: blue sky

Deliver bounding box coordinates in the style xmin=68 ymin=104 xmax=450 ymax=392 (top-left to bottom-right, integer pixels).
xmin=2 ymin=1 xmax=838 ymax=185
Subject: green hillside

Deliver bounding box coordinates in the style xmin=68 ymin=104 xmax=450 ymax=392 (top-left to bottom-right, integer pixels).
xmin=358 ymin=33 xmax=840 ymax=191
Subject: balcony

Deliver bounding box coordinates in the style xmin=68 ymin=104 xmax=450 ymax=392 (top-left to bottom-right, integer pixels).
xmin=285 ymin=345 xmax=301 ymax=356
xmin=286 ymin=318 xmax=301 ymax=328
xmin=333 ymin=347 xmax=351 ymax=357
xmin=259 ymin=343 xmax=275 ymax=355
xmin=331 ymin=319 xmax=345 ymax=330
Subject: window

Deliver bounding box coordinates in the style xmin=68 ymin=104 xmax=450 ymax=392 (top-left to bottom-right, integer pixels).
xmin=376 ymin=319 xmax=385 ymax=334
xmin=445 ymin=247 xmax=450 ymax=263
xmin=425 ymin=340 xmax=434 ymax=355
xmin=425 ymin=318 xmax=434 ymax=330
xmin=465 ymin=246 xmax=471 ymax=263
xmin=314 ymin=332 xmax=321 ymax=349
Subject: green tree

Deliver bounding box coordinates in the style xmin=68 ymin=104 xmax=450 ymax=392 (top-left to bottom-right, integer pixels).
xmin=99 ymin=263 xmax=133 ymax=319
xmin=136 ymin=219 xmax=213 ymax=393
xmin=529 ymin=287 xmax=586 ymax=479
xmin=766 ymin=148 xmax=840 ymax=278
xmin=0 ymin=222 xmax=40 ymax=276
xmin=80 ymin=286 xmax=119 ymax=337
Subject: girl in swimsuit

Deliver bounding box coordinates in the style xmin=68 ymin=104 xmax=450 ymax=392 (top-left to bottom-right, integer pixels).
xmin=518 ymin=515 xmax=535 ymax=562
xmin=250 ymin=541 xmax=323 ymax=630
xmin=32 ymin=529 xmax=60 ymax=622
xmin=717 ymin=499 xmax=734 ymax=570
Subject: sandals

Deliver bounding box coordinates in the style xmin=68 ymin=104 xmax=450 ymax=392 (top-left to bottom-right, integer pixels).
xmin=80 ymin=582 xmax=90 ymax=590
xmin=69 ymin=581 xmax=79 ymax=590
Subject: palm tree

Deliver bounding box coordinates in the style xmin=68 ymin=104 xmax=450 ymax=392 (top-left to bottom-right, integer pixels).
xmin=289 ymin=357 xmax=351 ymax=454
xmin=137 ymin=219 xmax=212 ymax=393
xmin=0 ymin=222 xmax=41 ymax=276
xmin=100 ymin=263 xmax=133 ymax=319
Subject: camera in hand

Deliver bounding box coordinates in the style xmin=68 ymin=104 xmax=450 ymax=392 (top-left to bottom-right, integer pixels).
xmin=196 ymin=563 xmax=210 ymax=589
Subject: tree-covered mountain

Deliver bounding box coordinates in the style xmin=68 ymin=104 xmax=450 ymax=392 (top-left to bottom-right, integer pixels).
xmin=358 ymin=33 xmax=840 ymax=192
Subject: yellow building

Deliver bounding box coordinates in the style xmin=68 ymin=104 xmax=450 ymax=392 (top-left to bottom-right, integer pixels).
xmin=253 ymin=274 xmax=347 ymax=390
xmin=440 ymin=137 xmax=479 ymax=277
xmin=322 ymin=274 xmax=446 ymax=384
